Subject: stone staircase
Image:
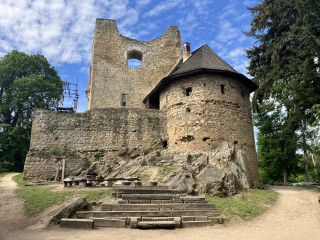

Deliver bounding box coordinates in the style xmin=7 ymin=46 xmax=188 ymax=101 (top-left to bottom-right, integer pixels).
xmin=60 ymin=182 xmax=224 ymax=229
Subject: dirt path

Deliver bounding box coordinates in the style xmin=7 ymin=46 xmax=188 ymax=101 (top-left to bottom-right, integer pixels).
xmin=0 ymin=173 xmax=29 ymax=239
xmin=1 ymin=174 xmax=320 ymax=240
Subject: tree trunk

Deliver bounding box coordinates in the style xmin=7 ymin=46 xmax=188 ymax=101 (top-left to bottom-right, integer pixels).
xmin=281 ymin=142 xmax=288 ymax=183
xmin=311 ymin=154 xmax=318 ymax=180
xmin=301 ymin=121 xmax=310 ymax=182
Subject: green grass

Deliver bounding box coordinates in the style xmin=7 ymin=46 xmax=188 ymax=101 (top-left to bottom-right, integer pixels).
xmin=137 ymin=165 xmax=177 ymax=182
xmin=0 ymin=172 xmax=12 ymax=178
xmin=298 ymin=185 xmax=320 ymax=193
xmin=207 ymin=188 xmax=279 ymax=221
xmin=156 ymin=166 xmax=177 ymax=181
xmin=12 ymin=173 xmax=114 ymax=217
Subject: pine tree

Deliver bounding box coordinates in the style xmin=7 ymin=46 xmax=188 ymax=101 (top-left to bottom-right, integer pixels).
xmin=246 ymin=0 xmax=320 ymax=182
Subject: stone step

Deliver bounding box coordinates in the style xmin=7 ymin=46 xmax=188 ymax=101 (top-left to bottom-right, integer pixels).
xmin=136 ymin=221 xmax=178 ymax=229
xmin=113 ymin=185 xmax=169 ymax=190
xmin=181 ymin=216 xmax=208 ymax=221
xmin=101 ymin=203 xmax=216 ymax=211
xmin=117 ymin=199 xmax=208 ymax=204
xmin=114 ymin=188 xmax=184 ymax=197
xmin=121 ymin=194 xmax=182 ymax=201
xmin=141 ymin=217 xmax=175 ymax=221
xmin=76 ymin=210 xmax=221 ymax=218
xmin=180 ymin=196 xmax=206 ymax=201
xmin=181 ymin=221 xmax=214 ymax=228
xmin=90 ymin=218 xmax=126 ymax=228
xmin=118 ymin=200 xmax=184 ymax=204
xmin=60 ymin=219 xmax=94 ymax=229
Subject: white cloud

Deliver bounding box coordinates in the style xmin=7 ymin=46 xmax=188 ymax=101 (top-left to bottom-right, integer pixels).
xmin=216 ymin=21 xmax=240 ymax=43
xmin=0 ymin=0 xmax=139 ymax=65
xmin=227 ymin=47 xmax=246 ymax=59
xmin=136 ymin=0 xmax=151 ymax=7
xmin=145 ymin=0 xmax=183 ymax=17
xmin=191 ymin=0 xmax=212 ymax=15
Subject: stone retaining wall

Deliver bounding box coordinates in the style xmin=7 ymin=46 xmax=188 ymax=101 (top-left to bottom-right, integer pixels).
xmin=23 ymin=108 xmax=167 ymax=180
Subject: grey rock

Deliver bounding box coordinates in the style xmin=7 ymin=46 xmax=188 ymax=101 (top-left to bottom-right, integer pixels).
xmin=162 ymin=166 xmax=195 ymax=193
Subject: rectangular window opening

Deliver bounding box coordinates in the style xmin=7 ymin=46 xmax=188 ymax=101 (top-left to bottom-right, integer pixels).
xmin=220 ymin=85 xmax=225 ymax=94
xmin=121 ymin=94 xmax=127 ymax=107
xmin=186 ymin=87 xmax=192 ymax=96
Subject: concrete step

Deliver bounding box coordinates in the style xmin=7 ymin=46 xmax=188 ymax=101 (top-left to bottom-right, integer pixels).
xmin=76 ymin=209 xmax=221 ymax=218
xmin=114 ymin=188 xmax=185 ymax=197
xmin=113 ymin=185 xmax=169 ymax=190
xmin=118 ymin=199 xmax=185 ymax=204
xmin=181 ymin=221 xmax=214 ymax=228
xmin=180 ymin=196 xmax=206 ymax=201
xmin=141 ymin=217 xmax=175 ymax=221
xmin=101 ymin=203 xmax=216 ymax=211
xmin=60 ymin=219 xmax=94 ymax=229
xmin=136 ymin=221 xmax=177 ymax=229
xmin=90 ymin=218 xmax=126 ymax=228
xmin=181 ymin=216 xmax=208 ymax=221
xmin=121 ymin=194 xmax=183 ymax=201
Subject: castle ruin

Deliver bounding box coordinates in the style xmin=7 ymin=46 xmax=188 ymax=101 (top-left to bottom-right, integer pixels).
xmin=23 ymin=19 xmax=260 ymax=195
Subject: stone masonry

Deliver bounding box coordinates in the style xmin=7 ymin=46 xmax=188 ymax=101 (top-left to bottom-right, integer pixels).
xmin=86 ymin=19 xmax=182 ymax=109
xmin=24 ymin=19 xmax=260 ymax=193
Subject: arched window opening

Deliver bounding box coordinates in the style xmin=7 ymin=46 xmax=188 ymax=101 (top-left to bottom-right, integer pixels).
xmin=127 ymin=50 xmax=143 ymax=68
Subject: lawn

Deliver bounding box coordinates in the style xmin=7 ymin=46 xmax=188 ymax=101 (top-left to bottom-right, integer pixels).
xmin=12 ymin=173 xmax=114 ymax=217
xmin=207 ymin=188 xmax=279 ymax=221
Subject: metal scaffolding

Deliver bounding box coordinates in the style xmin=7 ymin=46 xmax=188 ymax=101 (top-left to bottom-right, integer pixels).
xmin=56 ymin=79 xmax=79 ymax=113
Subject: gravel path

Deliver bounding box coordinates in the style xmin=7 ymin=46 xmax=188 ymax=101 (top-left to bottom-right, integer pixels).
xmin=1 ymin=173 xmax=320 ymax=240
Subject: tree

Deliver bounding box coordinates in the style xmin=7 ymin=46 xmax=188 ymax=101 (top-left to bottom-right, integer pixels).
xmin=246 ymin=0 xmax=320 ymax=182
xmin=0 ymin=50 xmax=62 ymax=172
xmin=255 ymin=101 xmax=299 ymax=184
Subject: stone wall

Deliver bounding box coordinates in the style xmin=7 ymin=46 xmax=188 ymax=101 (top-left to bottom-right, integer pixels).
xmin=86 ymin=19 xmax=182 ymax=110
xmin=159 ymin=74 xmax=259 ymax=186
xmin=24 ymin=108 xmax=167 ymax=180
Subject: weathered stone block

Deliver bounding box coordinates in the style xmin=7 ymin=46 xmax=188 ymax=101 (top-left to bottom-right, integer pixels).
xmin=60 ymin=219 xmax=93 ymax=229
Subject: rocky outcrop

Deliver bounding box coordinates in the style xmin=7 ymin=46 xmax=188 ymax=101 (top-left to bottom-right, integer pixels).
xmin=162 ymin=141 xmax=251 ymax=196
xmin=103 ymin=141 xmax=251 ymax=197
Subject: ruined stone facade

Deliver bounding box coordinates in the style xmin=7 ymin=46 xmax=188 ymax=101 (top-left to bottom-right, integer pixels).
xmin=24 ymin=19 xmax=260 ymax=191
xmin=86 ymin=19 xmax=181 ymax=109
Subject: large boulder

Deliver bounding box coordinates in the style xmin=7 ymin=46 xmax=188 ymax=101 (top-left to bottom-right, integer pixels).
xmin=162 ymin=166 xmax=195 ymax=193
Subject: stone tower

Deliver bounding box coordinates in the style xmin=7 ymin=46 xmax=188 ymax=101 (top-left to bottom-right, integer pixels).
xmin=86 ymin=19 xmax=182 ymax=110
xmin=144 ymin=44 xmax=260 ymax=186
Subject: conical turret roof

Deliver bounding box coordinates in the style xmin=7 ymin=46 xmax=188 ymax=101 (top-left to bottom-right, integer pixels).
xmin=143 ymin=44 xmax=258 ymax=105
xmin=168 ymin=44 xmax=237 ymax=77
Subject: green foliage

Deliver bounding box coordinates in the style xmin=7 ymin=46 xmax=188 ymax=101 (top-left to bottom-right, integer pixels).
xmin=0 ymin=50 xmax=62 ymax=128
xmin=298 ymin=185 xmax=320 ymax=193
xmin=147 ymin=116 xmax=160 ymax=131
xmin=0 ymin=172 xmax=11 ymax=178
xmin=0 ymin=50 xmax=62 ymax=172
xmin=207 ymin=189 xmax=278 ymax=221
xmin=156 ymin=166 xmax=177 ymax=181
xmin=255 ymin=101 xmax=300 ymax=184
xmin=32 ymin=147 xmax=77 ymax=157
xmin=0 ymin=124 xmax=30 ymax=172
xmin=246 ymin=0 xmax=320 ymax=183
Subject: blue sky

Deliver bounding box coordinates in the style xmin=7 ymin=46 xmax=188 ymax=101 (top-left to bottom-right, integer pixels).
xmin=0 ymin=0 xmax=259 ymax=112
